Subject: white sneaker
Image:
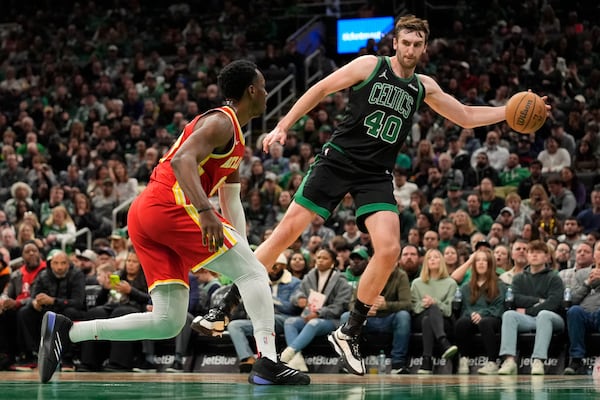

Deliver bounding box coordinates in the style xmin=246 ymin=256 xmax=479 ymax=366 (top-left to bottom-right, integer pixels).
xmin=498 ymin=358 xmax=517 ymax=375
xmin=280 ymin=347 xmax=296 ymax=364
xmin=531 ymin=359 xmax=545 ymax=375
xmin=287 ymin=352 xmax=308 ymax=372
xmin=478 ymin=361 xmax=499 ymax=375
xmin=458 ymin=357 xmax=469 ymax=374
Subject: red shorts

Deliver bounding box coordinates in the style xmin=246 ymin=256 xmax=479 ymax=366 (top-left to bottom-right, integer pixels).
xmin=127 ymin=182 xmax=237 ymax=292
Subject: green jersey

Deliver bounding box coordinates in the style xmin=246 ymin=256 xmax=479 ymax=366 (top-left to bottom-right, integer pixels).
xmin=330 ymin=56 xmax=425 ymax=171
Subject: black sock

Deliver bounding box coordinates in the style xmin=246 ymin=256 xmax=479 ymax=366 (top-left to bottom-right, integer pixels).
xmin=342 ymin=299 xmax=371 ymax=336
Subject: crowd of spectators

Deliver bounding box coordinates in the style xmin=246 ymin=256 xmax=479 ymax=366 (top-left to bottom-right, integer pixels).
xmin=0 ymin=1 xmax=599 ymax=373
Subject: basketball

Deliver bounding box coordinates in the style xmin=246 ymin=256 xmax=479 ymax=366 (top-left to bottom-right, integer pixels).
xmin=505 ymin=91 xmax=547 ymax=134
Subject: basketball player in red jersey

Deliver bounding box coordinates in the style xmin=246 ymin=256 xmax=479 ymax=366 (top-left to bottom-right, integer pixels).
xmin=37 ymin=60 xmax=309 ymax=385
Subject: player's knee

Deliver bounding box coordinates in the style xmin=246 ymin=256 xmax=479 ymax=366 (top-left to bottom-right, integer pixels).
xmin=151 ymin=308 xmax=187 ymax=338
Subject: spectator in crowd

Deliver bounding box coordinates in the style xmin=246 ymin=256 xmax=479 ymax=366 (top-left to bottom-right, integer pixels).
xmin=517 ymin=160 xmax=547 ymax=201
xmin=4 ymin=182 xmax=34 ymax=225
xmin=547 ymin=174 xmax=577 ymax=220
xmin=0 ymin=242 xmax=46 ymax=369
xmin=455 ymin=248 xmax=505 ymax=375
xmin=523 ymin=184 xmax=550 ymax=217
xmin=260 ymin=172 xmax=283 ymax=210
xmin=74 ymin=249 xmax=99 ymax=285
xmin=72 ymin=192 xmax=111 ymax=247
xmin=471 ymin=130 xmax=509 ymax=171
xmin=563 ymin=241 xmax=600 ymax=375
xmin=555 ymin=242 xmax=573 ymax=271
xmin=577 ymin=187 xmax=600 ymax=234
xmin=109 ymin=159 xmax=138 ymax=204
xmin=280 ymin=247 xmax=351 ymax=371
xmin=497 ymin=241 xmax=564 ymax=375
xmin=411 ymin=249 xmax=458 ymax=374
xmin=536 ymin=201 xmax=562 ymax=241
xmin=572 ymin=139 xmax=598 ymax=173
xmin=479 ymin=178 xmax=505 ymax=220
xmin=301 ymin=215 xmax=336 ymax=248
xmin=559 ymin=242 xmax=594 ymax=291
xmin=550 ymin=121 xmax=576 ymax=156
xmin=287 ymin=250 xmax=310 ymax=281
xmin=504 ymin=192 xmax=532 ymax=234
xmin=1 ymin=226 xmax=22 ymax=260
xmin=443 ymin=183 xmax=468 ymax=215
xmin=470 ymin=152 xmax=500 ymax=189
xmin=77 ymin=249 xmax=150 ymax=372
xmin=452 ymin=210 xmax=477 ymax=243
xmin=0 ymin=154 xmax=27 ymax=203
xmin=537 ymin=136 xmax=571 ymax=174
xmin=466 ymin=194 xmax=494 ymax=235
xmin=19 ymin=250 xmax=85 ymax=369
xmin=91 ymin=177 xmax=119 ymax=223
xmin=262 ymin=142 xmax=290 ymax=178
xmin=41 ymin=205 xmax=76 ymax=254
xmin=499 ymin=153 xmax=530 ymax=193
xmin=393 ymin=168 xmax=418 ymax=209
xmin=560 ymin=166 xmax=586 ymax=212
xmin=556 ymin=217 xmax=587 ymax=249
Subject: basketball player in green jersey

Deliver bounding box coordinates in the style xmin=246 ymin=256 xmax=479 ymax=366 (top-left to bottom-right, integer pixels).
xmin=197 ymin=15 xmax=548 ymax=375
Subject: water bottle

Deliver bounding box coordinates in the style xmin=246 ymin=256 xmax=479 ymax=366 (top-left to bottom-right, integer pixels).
xmin=378 ymin=350 xmax=387 ymax=374
xmin=505 ymin=287 xmax=515 ymax=310
xmin=563 ymin=287 xmax=572 ymax=311
xmin=452 ymin=287 xmax=462 ymax=317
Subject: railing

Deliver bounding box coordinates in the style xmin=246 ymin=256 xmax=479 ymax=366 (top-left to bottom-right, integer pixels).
xmin=64 ymin=227 xmax=92 ymax=251
xmin=246 ymin=73 xmax=296 ymax=138
xmin=304 ymin=48 xmax=323 ymax=90
xmin=113 ymin=197 xmax=135 ymax=230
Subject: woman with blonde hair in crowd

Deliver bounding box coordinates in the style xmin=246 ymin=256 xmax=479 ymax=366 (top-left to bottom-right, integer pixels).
xmin=411 ymin=249 xmax=458 ymax=374
xmin=41 ymin=205 xmax=76 ymax=253
xmin=522 ymin=184 xmax=549 ymax=215
xmin=16 ymin=220 xmax=44 ymax=250
xmin=454 ymin=248 xmax=505 ymax=375
xmin=452 ymin=210 xmax=477 ymax=243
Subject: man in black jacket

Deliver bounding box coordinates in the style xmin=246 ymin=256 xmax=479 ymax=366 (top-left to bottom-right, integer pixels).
xmin=16 ymin=250 xmax=85 ymax=369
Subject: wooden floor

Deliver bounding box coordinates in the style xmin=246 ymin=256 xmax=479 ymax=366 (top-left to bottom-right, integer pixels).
xmin=1 ymin=371 xmax=598 ymax=400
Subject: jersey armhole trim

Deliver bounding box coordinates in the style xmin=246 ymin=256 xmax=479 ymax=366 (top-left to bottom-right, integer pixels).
xmin=352 ymin=57 xmax=382 ymax=91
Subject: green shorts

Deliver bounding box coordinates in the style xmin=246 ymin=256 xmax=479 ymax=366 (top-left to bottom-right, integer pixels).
xmin=294 ymin=144 xmax=398 ymax=232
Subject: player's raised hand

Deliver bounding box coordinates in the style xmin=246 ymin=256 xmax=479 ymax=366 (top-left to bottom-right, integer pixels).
xmin=262 ymin=126 xmax=287 ymax=153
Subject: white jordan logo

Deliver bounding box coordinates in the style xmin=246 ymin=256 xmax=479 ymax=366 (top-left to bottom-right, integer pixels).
xmin=379 ymin=70 xmax=388 ymax=80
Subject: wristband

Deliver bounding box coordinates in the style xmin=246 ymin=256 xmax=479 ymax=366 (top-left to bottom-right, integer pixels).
xmin=197 ymin=207 xmax=213 ymax=213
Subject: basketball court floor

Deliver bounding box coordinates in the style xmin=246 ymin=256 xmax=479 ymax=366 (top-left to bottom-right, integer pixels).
xmin=0 ymin=371 xmax=596 ymax=400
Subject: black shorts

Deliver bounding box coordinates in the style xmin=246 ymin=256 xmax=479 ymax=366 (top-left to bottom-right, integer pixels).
xmin=295 ymin=144 xmax=398 ymax=232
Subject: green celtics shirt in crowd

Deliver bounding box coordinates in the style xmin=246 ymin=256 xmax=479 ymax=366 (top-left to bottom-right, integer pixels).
xmin=329 ymin=56 xmax=425 ymax=171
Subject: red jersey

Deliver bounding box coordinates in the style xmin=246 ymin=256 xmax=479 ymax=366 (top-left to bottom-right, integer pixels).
xmin=128 ymin=106 xmax=246 ymax=291
xmin=150 ymin=106 xmax=245 ymax=200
